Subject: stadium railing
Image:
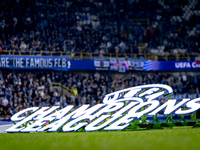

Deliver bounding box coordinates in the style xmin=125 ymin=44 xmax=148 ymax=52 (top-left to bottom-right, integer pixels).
xmin=0 ymin=50 xmax=199 ymax=61
xmin=51 ymin=82 xmax=73 ymax=93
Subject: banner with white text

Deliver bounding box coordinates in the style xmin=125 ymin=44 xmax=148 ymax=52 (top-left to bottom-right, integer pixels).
xmin=0 ymin=55 xmax=68 ymax=71
xmin=143 ymin=60 xmax=200 ymax=71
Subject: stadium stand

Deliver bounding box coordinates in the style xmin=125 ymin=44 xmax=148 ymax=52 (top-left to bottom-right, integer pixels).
xmin=0 ymin=0 xmax=200 ymax=60
xmin=0 ymin=70 xmax=200 ymax=118
xmin=0 ymin=0 xmax=200 ymax=119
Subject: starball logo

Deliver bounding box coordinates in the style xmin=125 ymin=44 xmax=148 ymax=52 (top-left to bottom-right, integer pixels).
xmin=5 ymin=84 xmax=200 ymax=132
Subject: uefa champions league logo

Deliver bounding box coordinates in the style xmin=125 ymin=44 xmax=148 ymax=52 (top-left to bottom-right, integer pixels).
xmin=5 ymin=84 xmax=200 ymax=132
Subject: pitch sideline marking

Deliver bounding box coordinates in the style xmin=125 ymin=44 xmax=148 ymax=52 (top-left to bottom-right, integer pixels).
xmin=0 ymin=124 xmax=13 ymax=128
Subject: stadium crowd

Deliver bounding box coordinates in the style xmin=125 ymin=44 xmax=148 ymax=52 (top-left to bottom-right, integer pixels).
xmin=0 ymin=0 xmax=200 ymax=57
xmin=0 ymin=70 xmax=200 ymax=118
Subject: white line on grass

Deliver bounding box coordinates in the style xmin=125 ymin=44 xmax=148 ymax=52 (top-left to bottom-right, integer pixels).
xmin=0 ymin=124 xmax=13 ymax=128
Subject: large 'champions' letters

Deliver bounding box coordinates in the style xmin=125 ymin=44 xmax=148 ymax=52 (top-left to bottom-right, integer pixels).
xmin=5 ymin=84 xmax=200 ymax=132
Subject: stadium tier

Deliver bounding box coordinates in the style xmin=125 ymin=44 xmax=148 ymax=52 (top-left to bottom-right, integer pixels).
xmin=0 ymin=0 xmax=199 ymax=121
xmin=0 ymin=0 xmax=200 ymax=60
xmin=0 ymin=70 xmax=200 ymax=118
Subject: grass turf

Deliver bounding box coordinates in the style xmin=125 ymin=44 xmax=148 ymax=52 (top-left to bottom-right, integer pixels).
xmin=0 ymin=127 xmax=200 ymax=150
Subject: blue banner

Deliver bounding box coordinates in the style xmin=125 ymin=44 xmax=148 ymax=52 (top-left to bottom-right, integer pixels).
xmin=1 ymin=56 xmax=200 ymax=71
xmin=69 ymin=60 xmax=95 ymax=70
xmin=0 ymin=55 xmax=68 ymax=71
xmin=143 ymin=60 xmax=200 ymax=71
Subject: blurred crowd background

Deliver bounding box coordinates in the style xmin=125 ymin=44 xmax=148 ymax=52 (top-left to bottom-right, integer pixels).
xmin=0 ymin=0 xmax=200 ymax=118
xmin=0 ymin=70 xmax=200 ymax=118
xmin=0 ymin=0 xmax=200 ymax=59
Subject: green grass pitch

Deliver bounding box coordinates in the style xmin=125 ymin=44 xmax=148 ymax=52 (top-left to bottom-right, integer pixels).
xmin=0 ymin=127 xmax=200 ymax=150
